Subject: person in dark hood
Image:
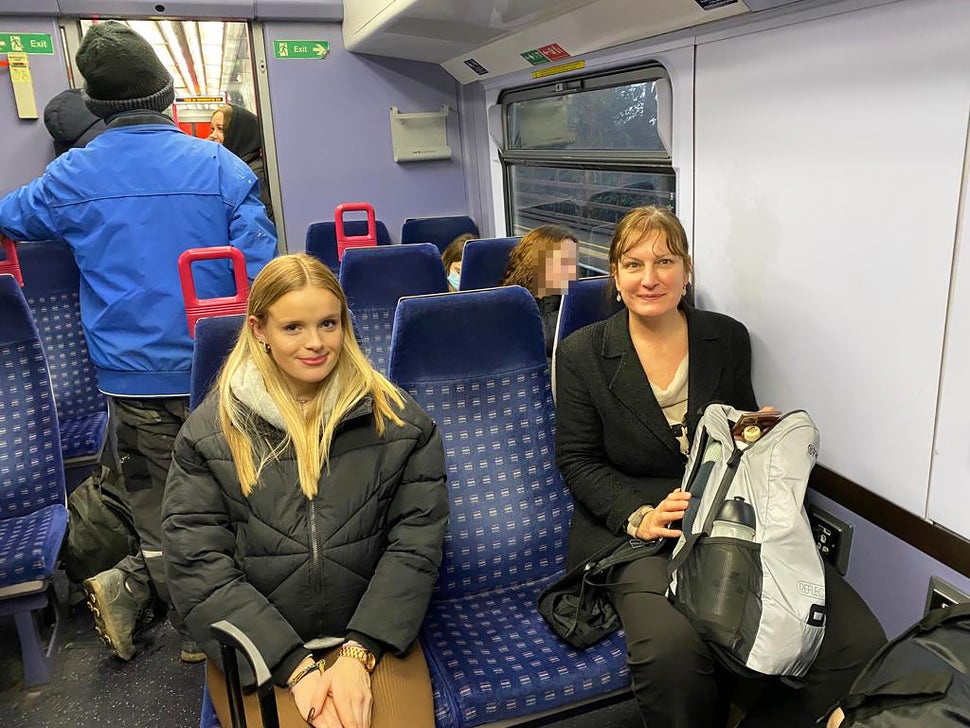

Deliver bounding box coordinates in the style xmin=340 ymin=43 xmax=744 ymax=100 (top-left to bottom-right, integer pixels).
xmin=43 ymin=88 xmax=106 ymax=156
xmin=210 ymin=103 xmax=274 ymax=223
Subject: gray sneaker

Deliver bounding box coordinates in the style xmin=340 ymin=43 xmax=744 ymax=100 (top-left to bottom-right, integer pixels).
xmin=83 ymin=568 xmax=146 ymax=661
xmin=180 ymin=640 xmax=207 ymax=664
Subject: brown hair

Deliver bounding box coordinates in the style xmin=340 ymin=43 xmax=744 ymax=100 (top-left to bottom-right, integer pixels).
xmin=608 ymin=206 xmax=691 ymax=278
xmin=499 ymin=225 xmax=578 ymax=296
xmin=441 ymin=233 xmax=475 ymax=271
xmin=216 ymin=254 xmax=404 ymax=498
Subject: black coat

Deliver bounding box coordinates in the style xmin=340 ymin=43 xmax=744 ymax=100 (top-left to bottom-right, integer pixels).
xmin=554 ymin=306 xmax=758 ymax=569
xmin=162 ymin=390 xmax=448 ymax=686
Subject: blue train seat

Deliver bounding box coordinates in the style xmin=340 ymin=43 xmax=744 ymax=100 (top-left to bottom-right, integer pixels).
xmin=190 ymin=315 xmax=246 ymax=411
xmin=388 ymin=286 xmax=629 ymax=728
xmin=305 ymin=219 xmax=391 ymax=275
xmin=551 ymin=276 xmax=624 ymax=400
xmin=340 ymin=243 xmax=447 ymax=375
xmin=401 ymin=215 xmax=479 ymax=254
xmin=17 ymin=241 xmax=109 ymax=492
xmin=457 ymin=237 xmax=519 ymax=291
xmin=0 ymin=274 xmax=69 ymax=687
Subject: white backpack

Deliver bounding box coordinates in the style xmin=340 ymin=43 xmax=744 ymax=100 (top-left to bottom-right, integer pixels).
xmin=667 ymin=404 xmax=826 ymax=679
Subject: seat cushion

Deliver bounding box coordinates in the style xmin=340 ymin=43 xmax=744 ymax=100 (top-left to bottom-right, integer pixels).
xmin=355 ymin=307 xmax=394 ymax=375
xmin=421 ymin=574 xmax=630 ymax=728
xmin=0 ymin=504 xmax=69 ymax=588
xmin=60 ymin=410 xmax=109 ymax=461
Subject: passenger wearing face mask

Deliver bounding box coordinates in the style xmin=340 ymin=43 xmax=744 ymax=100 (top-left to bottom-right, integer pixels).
xmin=210 ymin=103 xmax=274 ymax=224
xmin=441 ymin=233 xmax=474 ymax=292
xmin=499 ymin=225 xmax=579 ymax=360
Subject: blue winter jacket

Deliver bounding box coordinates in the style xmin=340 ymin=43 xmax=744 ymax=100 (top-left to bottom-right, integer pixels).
xmin=0 ymin=115 xmax=277 ymax=397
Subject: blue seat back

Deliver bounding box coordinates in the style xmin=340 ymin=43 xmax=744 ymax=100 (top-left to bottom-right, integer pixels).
xmin=340 ymin=243 xmax=447 ymax=375
xmin=401 ymin=215 xmax=479 ymax=254
xmin=555 ymin=275 xmax=625 ymax=344
xmin=190 ymin=315 xmax=245 ymax=411
xmin=458 ymin=237 xmax=519 ymax=291
xmin=17 ymin=241 xmax=106 ymax=422
xmin=0 ymin=275 xmax=65 ymax=519
xmin=388 ymin=287 xmax=572 ymax=600
xmin=305 ymin=219 xmax=391 ymax=272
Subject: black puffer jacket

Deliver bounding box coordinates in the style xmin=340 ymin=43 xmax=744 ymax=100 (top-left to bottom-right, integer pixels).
xmin=162 ymin=371 xmax=448 ymax=687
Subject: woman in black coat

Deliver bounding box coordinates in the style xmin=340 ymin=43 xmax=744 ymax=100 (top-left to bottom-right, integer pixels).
xmin=554 ymin=206 xmax=885 ymax=728
xmin=210 ymin=103 xmax=275 ymax=223
xmin=162 ymin=254 xmax=447 ymax=728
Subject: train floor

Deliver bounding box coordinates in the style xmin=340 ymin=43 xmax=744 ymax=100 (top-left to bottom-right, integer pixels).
xmin=0 ymin=573 xmax=643 ymax=728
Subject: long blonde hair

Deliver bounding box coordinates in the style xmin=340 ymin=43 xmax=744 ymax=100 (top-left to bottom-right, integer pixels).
xmin=216 ymin=254 xmax=404 ymax=498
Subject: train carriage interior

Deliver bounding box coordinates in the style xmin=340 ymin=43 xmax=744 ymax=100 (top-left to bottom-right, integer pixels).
xmin=1 ymin=0 xmax=969 ymax=726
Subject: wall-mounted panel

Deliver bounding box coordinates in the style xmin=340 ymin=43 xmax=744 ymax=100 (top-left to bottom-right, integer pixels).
xmin=254 ymin=0 xmax=342 ymax=22
xmin=56 ymin=0 xmax=254 ymax=19
xmin=0 ymin=16 xmax=70 ymax=197
xmin=693 ymin=0 xmax=970 ymax=518
xmin=0 ymin=1 xmax=60 ymax=14
xmin=262 ymin=21 xmax=468 ymax=250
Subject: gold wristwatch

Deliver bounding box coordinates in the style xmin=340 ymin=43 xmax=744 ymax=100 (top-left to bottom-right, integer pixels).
xmin=338 ymin=641 xmax=377 ymax=673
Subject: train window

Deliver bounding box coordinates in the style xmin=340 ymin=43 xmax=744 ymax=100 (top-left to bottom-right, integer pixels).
xmin=500 ymin=65 xmax=674 ymax=275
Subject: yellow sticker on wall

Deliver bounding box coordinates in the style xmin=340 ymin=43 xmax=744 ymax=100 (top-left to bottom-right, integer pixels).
xmin=532 ymin=60 xmax=585 ymax=79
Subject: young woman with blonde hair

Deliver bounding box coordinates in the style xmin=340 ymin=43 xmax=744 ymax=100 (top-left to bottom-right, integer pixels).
xmin=162 ymin=253 xmax=448 ymax=728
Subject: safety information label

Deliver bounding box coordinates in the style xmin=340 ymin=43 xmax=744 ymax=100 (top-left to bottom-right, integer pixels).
xmin=0 ymin=33 xmax=54 ymax=55
xmin=274 ymin=40 xmax=329 ymax=59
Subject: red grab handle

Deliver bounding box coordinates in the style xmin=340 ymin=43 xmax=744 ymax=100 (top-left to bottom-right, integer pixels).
xmin=178 ymin=246 xmax=249 ymax=338
xmin=334 ymin=202 xmax=377 ymax=261
xmin=0 ymin=237 xmax=23 ymax=286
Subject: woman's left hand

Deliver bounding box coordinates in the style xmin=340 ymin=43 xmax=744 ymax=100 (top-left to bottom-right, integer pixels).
xmin=311 ymin=656 xmax=373 ymax=728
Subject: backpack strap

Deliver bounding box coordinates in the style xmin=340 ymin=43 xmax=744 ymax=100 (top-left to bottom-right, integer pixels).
xmin=668 ymin=446 xmax=743 ymax=579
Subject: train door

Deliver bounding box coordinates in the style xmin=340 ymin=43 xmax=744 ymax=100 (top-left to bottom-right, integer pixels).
xmin=58 ymin=17 xmax=285 ymax=247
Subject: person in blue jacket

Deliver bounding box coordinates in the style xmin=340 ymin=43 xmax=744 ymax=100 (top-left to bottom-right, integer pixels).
xmin=0 ymin=21 xmax=277 ymax=664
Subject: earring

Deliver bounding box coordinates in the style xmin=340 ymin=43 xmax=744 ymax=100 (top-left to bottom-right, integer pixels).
xmin=616 ymin=292 xmax=622 ymax=302
xmin=682 ymin=286 xmax=687 ymax=296
xmin=263 ymin=342 xmax=271 ymax=354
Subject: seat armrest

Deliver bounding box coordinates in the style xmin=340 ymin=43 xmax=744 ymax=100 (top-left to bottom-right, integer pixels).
xmin=210 ymin=620 xmax=280 ymax=728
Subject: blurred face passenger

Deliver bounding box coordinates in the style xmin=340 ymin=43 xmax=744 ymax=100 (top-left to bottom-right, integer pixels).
xmin=251 ymin=285 xmax=343 ymax=397
xmin=613 ymin=231 xmax=688 ymax=322
xmin=538 ymin=238 xmax=578 ymax=297
xmin=209 ymin=110 xmax=225 ymax=144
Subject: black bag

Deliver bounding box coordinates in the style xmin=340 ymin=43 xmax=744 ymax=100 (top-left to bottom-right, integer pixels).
xmin=63 ymin=466 xmax=139 ymax=583
xmin=538 ymin=537 xmax=661 ymax=649
xmin=834 ymin=603 xmax=970 ymax=726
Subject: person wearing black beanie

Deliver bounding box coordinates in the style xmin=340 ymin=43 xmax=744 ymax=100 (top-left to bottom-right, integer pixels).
xmin=74 ymin=20 xmax=175 ymax=117
xmin=0 ymin=21 xmax=277 ymax=668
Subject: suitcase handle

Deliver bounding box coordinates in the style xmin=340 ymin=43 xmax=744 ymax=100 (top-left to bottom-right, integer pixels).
xmin=0 ymin=236 xmax=24 ymax=286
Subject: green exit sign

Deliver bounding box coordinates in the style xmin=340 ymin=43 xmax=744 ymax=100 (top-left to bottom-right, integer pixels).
xmin=0 ymin=32 xmax=54 ymax=55
xmin=521 ymin=49 xmax=549 ymax=66
xmin=274 ymin=40 xmax=329 ymax=60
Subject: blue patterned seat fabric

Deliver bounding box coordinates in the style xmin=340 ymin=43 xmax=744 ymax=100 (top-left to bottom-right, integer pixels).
xmin=354 ymin=307 xmax=395 ymax=375
xmin=390 ymin=288 xmax=629 ymax=728
xmin=0 ymin=277 xmax=68 ymax=591
xmin=18 ymin=242 xmax=108 ymax=464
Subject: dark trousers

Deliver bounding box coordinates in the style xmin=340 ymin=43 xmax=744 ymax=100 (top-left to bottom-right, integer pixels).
xmin=607 ymin=555 xmax=886 ymax=728
xmin=110 ymin=396 xmax=190 ymax=636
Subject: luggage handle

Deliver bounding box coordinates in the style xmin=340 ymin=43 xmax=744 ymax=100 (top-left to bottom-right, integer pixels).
xmin=0 ymin=236 xmax=24 ymax=286
xmin=334 ymin=202 xmax=377 ymax=261
xmin=178 ymin=247 xmax=249 ymax=338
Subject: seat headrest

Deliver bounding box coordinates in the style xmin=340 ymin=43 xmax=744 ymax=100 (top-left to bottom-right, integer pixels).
xmin=0 ymin=274 xmax=41 ymax=346
xmin=17 ymin=241 xmax=79 ymax=293
xmin=190 ymin=314 xmax=245 ymax=410
xmin=389 ymin=286 xmax=545 ymax=384
xmin=459 ymin=237 xmax=519 ymax=291
xmin=340 ymin=243 xmax=447 ymax=308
